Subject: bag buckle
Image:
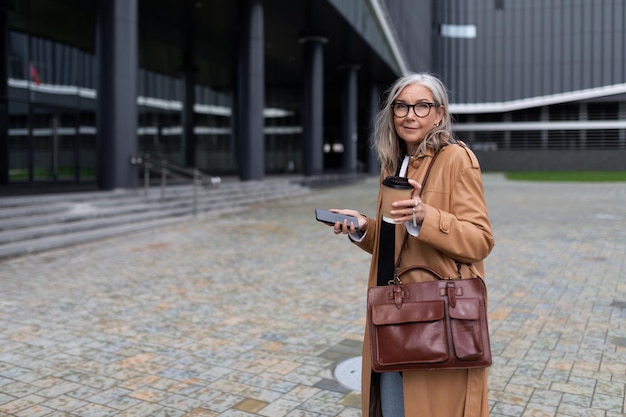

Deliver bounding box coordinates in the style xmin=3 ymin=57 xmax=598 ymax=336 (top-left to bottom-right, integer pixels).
xmin=446 ymin=281 xmax=457 ymax=308
xmin=388 ymin=268 xmax=402 ymax=286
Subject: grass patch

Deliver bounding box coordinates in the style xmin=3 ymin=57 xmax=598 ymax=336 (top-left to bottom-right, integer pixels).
xmin=505 ymin=171 xmax=626 ymax=182
xmin=9 ymin=168 xmax=95 ymax=181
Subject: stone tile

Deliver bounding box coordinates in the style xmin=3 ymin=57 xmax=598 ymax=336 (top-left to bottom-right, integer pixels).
xmin=521 ymin=402 xmax=558 ymax=416
xmin=158 ymin=394 xmax=204 ymax=412
xmin=233 ymin=398 xmax=268 ymax=413
xmin=299 ymin=396 xmax=344 ymax=416
xmin=560 ymin=393 xmax=591 ymax=408
xmin=128 ymin=387 xmax=170 ymax=403
xmin=338 ymin=392 xmax=361 ymax=408
xmin=238 ymin=386 xmax=283 ymax=403
xmin=14 ymin=404 xmax=55 ymax=417
xmin=200 ymin=393 xmax=243 ymax=413
xmin=181 ymin=408 xmax=218 ymax=417
xmin=115 ymin=402 xmax=165 ymax=417
xmin=258 ymin=398 xmax=300 ymax=417
xmin=283 ymin=411 xmax=321 ymax=417
xmin=591 ymin=394 xmax=624 ymax=412
xmin=41 ymin=395 xmax=89 ymax=413
xmin=550 ymin=382 xmax=594 ymax=397
xmin=529 ymin=389 xmax=563 ymax=407
xmin=71 ymin=403 xmax=119 ymax=417
xmin=0 ymin=394 xmax=46 ymax=415
xmin=594 ymin=380 xmax=625 ymax=397
xmin=85 ymin=387 xmax=132 ymax=405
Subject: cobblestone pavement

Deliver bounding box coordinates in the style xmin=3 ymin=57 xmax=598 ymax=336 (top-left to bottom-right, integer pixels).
xmin=1 ymin=173 xmax=625 ymax=417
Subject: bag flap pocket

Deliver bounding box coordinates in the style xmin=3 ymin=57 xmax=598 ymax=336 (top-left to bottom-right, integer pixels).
xmin=371 ymin=300 xmax=444 ymax=325
xmin=448 ymin=298 xmax=480 ymax=320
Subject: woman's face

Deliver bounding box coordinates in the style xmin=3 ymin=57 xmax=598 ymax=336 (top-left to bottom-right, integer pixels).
xmin=392 ymin=83 xmax=443 ymax=151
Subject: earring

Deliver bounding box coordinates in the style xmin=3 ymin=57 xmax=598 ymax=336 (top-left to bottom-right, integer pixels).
xmin=434 ymin=122 xmax=441 ymax=127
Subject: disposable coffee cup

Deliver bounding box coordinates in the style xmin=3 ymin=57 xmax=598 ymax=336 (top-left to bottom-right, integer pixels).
xmin=381 ymin=176 xmax=413 ymax=222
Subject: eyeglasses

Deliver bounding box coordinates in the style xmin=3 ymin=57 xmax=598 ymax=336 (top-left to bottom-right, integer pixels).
xmin=391 ymin=101 xmax=441 ymax=118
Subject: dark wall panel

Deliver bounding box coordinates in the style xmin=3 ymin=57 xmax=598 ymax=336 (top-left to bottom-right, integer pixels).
xmin=433 ymin=0 xmax=626 ymax=103
xmin=475 ymin=150 xmax=626 ymax=172
xmin=382 ymin=0 xmax=432 ymax=73
xmin=613 ymin=2 xmax=623 ymax=84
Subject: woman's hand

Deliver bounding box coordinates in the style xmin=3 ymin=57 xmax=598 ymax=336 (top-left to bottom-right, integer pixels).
xmin=329 ymin=209 xmax=367 ymax=235
xmin=390 ymin=179 xmax=425 ymax=226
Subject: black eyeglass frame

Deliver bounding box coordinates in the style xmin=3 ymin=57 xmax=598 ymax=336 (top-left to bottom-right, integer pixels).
xmin=390 ymin=101 xmax=441 ymax=118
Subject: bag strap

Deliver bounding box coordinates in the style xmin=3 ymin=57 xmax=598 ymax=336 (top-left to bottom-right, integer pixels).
xmin=392 ymin=147 xmax=483 ymax=284
xmin=392 ymin=149 xmax=442 ymax=275
xmin=418 ymin=150 xmax=441 ymax=195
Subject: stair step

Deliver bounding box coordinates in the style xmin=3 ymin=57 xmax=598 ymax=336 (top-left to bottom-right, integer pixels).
xmin=0 ymin=174 xmax=368 ymax=260
xmin=0 ymin=216 xmax=189 ymax=259
xmin=0 ymin=179 xmax=312 ymax=260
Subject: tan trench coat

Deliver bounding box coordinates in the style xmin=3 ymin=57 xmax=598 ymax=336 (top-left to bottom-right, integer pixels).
xmin=353 ymin=143 xmax=495 ymax=417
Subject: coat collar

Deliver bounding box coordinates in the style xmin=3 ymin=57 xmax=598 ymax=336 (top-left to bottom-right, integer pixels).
xmin=410 ymin=146 xmax=437 ymax=169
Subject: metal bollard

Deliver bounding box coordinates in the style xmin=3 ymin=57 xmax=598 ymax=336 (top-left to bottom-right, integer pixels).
xmin=144 ymin=162 xmax=150 ymax=197
xmin=193 ymin=169 xmax=199 ymax=216
xmin=160 ymin=159 xmax=167 ymax=201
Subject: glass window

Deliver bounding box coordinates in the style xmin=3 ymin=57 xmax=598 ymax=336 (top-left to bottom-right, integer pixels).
xmin=587 ymin=102 xmax=619 ymax=120
xmin=264 ymin=88 xmax=302 ymax=174
xmin=7 ymin=0 xmax=97 ymax=184
xmin=549 ymin=104 xmax=579 ymax=121
xmin=194 ymin=86 xmax=234 ymax=175
xmin=510 ymin=131 xmax=542 ymax=149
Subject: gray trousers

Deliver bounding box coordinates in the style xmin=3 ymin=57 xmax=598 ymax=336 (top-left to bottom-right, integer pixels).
xmin=380 ymin=372 xmax=405 ymax=417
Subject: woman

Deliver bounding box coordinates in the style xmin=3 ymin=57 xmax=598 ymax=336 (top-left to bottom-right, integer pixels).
xmin=330 ymin=72 xmax=494 ymax=417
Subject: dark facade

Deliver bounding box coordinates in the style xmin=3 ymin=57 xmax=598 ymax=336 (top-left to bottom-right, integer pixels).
xmin=1 ymin=0 xmax=624 ymax=193
xmin=432 ymin=0 xmax=626 ymax=170
xmin=1 ymin=0 xmax=420 ymax=190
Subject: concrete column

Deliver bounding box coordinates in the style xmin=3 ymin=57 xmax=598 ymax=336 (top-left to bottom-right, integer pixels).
xmin=366 ymin=84 xmax=380 ymax=174
xmin=0 ymin=0 xmax=8 ymax=185
xmin=236 ymin=0 xmax=265 ymax=181
xmin=466 ymin=115 xmax=476 ymax=144
xmin=503 ymin=113 xmax=511 ymax=149
xmin=96 ymin=0 xmax=138 ymax=190
xmin=300 ymin=36 xmax=327 ymax=176
xmin=182 ymin=3 xmax=196 ymax=167
xmin=579 ymin=103 xmax=587 ymax=149
xmin=340 ymin=65 xmax=359 ymax=173
xmin=619 ymin=102 xmax=625 ymax=149
xmin=540 ymin=106 xmax=549 ymax=149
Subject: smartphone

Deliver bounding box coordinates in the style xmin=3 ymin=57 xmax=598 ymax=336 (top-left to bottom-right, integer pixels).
xmin=315 ymin=208 xmax=359 ymax=229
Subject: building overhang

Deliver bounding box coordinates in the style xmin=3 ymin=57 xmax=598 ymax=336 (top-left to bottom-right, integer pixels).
xmin=449 ymin=83 xmax=626 ymax=114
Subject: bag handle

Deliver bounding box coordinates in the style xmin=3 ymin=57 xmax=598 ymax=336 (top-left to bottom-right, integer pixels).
xmin=396 ymin=263 xmax=482 ymax=283
xmin=396 ymin=264 xmax=444 ymax=280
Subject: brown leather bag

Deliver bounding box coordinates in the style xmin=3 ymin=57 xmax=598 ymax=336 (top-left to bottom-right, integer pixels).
xmin=367 ymin=265 xmax=492 ymax=372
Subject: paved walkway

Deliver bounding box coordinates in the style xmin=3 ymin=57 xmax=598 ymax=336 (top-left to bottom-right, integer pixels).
xmin=0 ymin=173 xmax=625 ymax=417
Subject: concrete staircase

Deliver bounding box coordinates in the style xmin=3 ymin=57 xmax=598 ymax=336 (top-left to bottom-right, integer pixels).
xmin=0 ymin=178 xmax=312 ymax=260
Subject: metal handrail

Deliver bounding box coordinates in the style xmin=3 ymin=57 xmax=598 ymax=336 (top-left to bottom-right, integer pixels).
xmin=130 ymin=153 xmax=221 ymax=215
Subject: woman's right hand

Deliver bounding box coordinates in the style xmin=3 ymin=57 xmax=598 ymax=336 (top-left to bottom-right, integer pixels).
xmin=329 ymin=209 xmax=367 ymax=235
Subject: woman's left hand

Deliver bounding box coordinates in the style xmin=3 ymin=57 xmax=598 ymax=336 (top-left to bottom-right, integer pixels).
xmin=390 ymin=179 xmax=425 ymax=225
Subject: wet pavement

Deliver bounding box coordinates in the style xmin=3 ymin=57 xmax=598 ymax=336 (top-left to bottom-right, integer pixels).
xmin=0 ymin=173 xmax=625 ymax=417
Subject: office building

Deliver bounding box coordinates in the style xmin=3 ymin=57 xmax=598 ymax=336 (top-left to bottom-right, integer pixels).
xmin=1 ymin=0 xmax=624 ymax=193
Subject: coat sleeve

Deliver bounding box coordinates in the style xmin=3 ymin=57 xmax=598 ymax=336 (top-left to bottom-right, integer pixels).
xmin=351 ymin=210 xmax=379 ymax=255
xmin=351 ymin=183 xmax=384 ymax=255
xmin=416 ymin=146 xmax=495 ymax=264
